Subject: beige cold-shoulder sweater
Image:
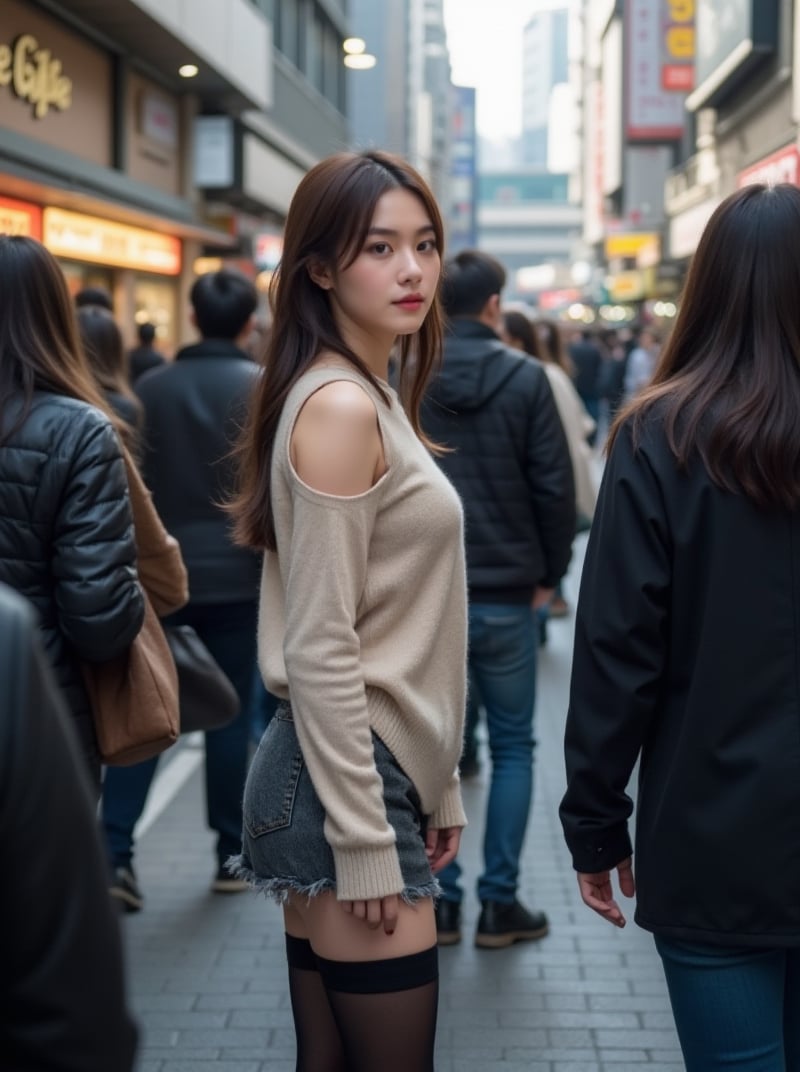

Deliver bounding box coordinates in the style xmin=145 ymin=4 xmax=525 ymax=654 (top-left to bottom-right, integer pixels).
xmin=259 ymin=364 xmax=468 ymax=901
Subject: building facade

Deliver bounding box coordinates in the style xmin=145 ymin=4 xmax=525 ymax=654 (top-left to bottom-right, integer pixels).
xmin=0 ymin=0 xmax=349 ymax=348
xmin=522 ymin=3 xmax=569 ymax=167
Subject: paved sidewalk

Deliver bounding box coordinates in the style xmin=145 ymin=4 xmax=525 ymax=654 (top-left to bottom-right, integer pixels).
xmin=123 ymin=538 xmax=684 ymax=1071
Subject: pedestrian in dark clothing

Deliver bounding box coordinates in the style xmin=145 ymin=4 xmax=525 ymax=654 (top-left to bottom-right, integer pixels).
xmin=128 ymin=321 xmax=166 ymax=383
xmin=0 ymin=236 xmax=144 ymax=789
xmin=568 ymin=328 xmax=603 ymax=437
xmin=75 ymin=284 xmax=113 ymax=311
xmin=0 ymin=583 xmax=138 ymax=1072
xmin=423 ymin=249 xmax=575 ymax=948
xmin=77 ymin=304 xmax=143 ymax=453
xmin=560 ymin=183 xmax=800 ymax=1071
xmin=102 ymin=269 xmax=261 ymax=909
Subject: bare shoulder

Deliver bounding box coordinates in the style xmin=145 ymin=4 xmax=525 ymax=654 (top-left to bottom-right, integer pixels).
xmin=291 ymin=379 xmax=384 ymax=496
xmin=299 ymin=378 xmax=378 ymax=425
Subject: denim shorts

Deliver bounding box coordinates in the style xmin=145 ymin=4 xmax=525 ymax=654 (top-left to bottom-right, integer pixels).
xmin=227 ymin=705 xmax=439 ymax=904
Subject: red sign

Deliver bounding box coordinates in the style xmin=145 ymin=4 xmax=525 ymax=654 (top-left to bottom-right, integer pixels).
xmin=0 ymin=195 xmax=42 ymax=238
xmin=737 ymin=144 xmax=800 ymax=189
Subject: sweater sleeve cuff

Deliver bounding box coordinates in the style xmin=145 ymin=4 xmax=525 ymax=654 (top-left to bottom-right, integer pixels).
xmin=429 ymin=777 xmax=467 ymax=830
xmin=333 ymin=845 xmax=405 ymax=901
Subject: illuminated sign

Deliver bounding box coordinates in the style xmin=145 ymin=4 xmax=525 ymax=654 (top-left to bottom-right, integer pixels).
xmin=0 ymin=195 xmax=42 ymax=238
xmin=604 ymin=232 xmax=660 ymax=259
xmin=625 ymin=0 xmax=688 ymax=141
xmin=43 ymin=208 xmax=181 ymax=275
xmin=663 ymin=0 xmax=695 ymax=91
xmin=0 ymin=33 xmax=72 ymax=119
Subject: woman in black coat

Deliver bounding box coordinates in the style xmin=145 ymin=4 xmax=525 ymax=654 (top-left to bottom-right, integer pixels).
xmin=0 ymin=236 xmax=144 ymax=788
xmin=560 ymin=183 xmax=800 ymax=1070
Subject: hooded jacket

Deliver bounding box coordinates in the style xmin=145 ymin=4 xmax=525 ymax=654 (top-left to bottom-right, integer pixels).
xmin=422 ymin=319 xmax=575 ymax=601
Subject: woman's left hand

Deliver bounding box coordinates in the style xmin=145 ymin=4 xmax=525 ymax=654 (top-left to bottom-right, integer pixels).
xmin=425 ymin=826 xmax=461 ymax=873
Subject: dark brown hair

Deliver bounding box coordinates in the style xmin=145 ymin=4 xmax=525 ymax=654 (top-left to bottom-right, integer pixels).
xmin=608 ymin=183 xmax=800 ymax=510
xmin=0 ymin=236 xmax=122 ymax=445
xmin=502 ymin=310 xmax=540 ymax=358
xmin=229 ymin=149 xmax=446 ymax=550
xmin=77 ymin=305 xmax=142 ymax=450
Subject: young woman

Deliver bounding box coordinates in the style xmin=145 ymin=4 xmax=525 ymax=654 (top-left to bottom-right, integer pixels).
xmin=560 ymin=183 xmax=800 ymax=1070
xmin=502 ymin=310 xmax=596 ymax=529
xmin=0 ymin=236 xmax=144 ymax=788
xmin=228 ymin=150 xmax=467 ymax=1071
xmin=76 ymin=304 xmax=143 ymax=452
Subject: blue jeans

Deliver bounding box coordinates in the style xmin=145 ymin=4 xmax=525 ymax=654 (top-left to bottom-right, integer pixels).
xmin=439 ymin=602 xmax=537 ymax=904
xmin=656 ymin=937 xmax=800 ymax=1071
xmin=103 ymin=600 xmax=257 ymax=867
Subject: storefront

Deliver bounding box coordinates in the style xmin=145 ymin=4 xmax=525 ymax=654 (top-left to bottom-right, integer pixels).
xmin=0 ymin=0 xmax=232 ymax=351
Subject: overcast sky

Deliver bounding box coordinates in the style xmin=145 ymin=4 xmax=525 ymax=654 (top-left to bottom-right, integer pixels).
xmin=442 ymin=0 xmax=538 ymax=139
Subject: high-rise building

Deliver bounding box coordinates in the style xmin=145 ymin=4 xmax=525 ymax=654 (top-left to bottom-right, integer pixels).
xmin=347 ymin=0 xmax=452 ymax=202
xmin=521 ymin=2 xmax=569 ymax=167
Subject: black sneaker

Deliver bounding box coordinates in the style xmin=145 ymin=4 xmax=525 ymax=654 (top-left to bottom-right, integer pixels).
xmin=211 ymin=863 xmax=250 ymax=894
xmin=475 ymin=899 xmax=549 ymax=949
xmin=109 ymin=866 xmax=144 ymax=913
xmin=434 ymin=898 xmax=462 ymax=946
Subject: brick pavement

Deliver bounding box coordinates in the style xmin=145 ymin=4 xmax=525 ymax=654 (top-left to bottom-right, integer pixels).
xmin=123 ymin=537 xmax=684 ymax=1071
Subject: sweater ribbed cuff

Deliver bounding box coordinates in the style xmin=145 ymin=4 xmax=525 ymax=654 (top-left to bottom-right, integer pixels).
xmin=333 ymin=845 xmax=405 ymax=902
xmin=429 ymin=781 xmax=467 ymax=831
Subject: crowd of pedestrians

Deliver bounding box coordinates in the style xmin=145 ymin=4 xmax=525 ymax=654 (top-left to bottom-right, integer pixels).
xmin=1 ymin=170 xmax=799 ymax=1072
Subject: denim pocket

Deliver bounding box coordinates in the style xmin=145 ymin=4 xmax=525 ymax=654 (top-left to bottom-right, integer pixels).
xmin=244 ymin=714 xmax=304 ymax=837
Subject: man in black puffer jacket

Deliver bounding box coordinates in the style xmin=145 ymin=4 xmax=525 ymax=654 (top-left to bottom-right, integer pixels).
xmin=102 ymin=270 xmax=261 ymax=910
xmin=423 ymin=250 xmax=575 ymax=949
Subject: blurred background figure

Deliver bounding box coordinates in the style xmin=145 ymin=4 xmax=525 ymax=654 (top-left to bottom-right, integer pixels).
xmin=74 ymin=285 xmax=114 ymax=312
xmin=128 ymin=322 xmax=166 ymax=384
xmin=502 ymin=311 xmax=597 ymax=633
xmin=102 ymin=269 xmax=262 ymax=911
xmin=0 ymin=582 xmax=138 ymax=1072
xmin=77 ymin=304 xmax=143 ymax=452
xmin=0 ymin=236 xmax=144 ymax=791
xmin=567 ymin=328 xmax=604 ymax=443
xmin=624 ymin=328 xmax=661 ymax=401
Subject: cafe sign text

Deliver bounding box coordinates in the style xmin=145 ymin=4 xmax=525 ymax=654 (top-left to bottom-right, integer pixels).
xmin=0 ymin=34 xmax=73 ymax=119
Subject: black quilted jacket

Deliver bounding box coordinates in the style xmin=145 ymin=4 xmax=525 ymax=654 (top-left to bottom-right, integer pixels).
xmin=422 ymin=320 xmax=576 ymax=601
xmin=0 ymin=392 xmax=144 ymax=782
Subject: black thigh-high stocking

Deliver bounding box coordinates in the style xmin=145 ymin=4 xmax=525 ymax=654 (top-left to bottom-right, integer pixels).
xmin=285 ymin=934 xmax=347 ymax=1072
xmin=316 ymin=946 xmax=439 ymax=1072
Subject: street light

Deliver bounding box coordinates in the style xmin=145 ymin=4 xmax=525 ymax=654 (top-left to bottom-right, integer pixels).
xmin=343 ymin=35 xmax=376 ymax=69
xmin=344 ymin=53 xmax=376 ymax=69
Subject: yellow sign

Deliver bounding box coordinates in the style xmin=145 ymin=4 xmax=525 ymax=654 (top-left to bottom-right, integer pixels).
xmin=0 ymin=34 xmax=72 ymax=119
xmin=607 ymin=271 xmax=646 ymax=302
xmin=43 ymin=208 xmax=182 ymax=275
xmin=604 ymin=232 xmax=660 ymax=259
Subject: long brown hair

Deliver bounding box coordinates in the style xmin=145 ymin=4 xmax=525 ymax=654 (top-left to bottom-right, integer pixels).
xmin=0 ymin=235 xmax=121 ymax=444
xmin=608 ymin=183 xmax=800 ymax=510
xmin=229 ymin=149 xmax=446 ymax=550
xmin=502 ymin=310 xmax=540 ymax=358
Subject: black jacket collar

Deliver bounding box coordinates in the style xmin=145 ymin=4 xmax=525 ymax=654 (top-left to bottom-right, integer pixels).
xmin=175 ymin=339 xmax=250 ymax=362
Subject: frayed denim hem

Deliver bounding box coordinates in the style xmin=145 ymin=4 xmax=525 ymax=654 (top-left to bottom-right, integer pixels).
xmin=226 ymin=855 xmax=440 ymax=906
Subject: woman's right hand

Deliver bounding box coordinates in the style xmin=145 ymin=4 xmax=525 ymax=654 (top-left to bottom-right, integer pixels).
xmin=342 ymin=895 xmax=400 ymax=935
